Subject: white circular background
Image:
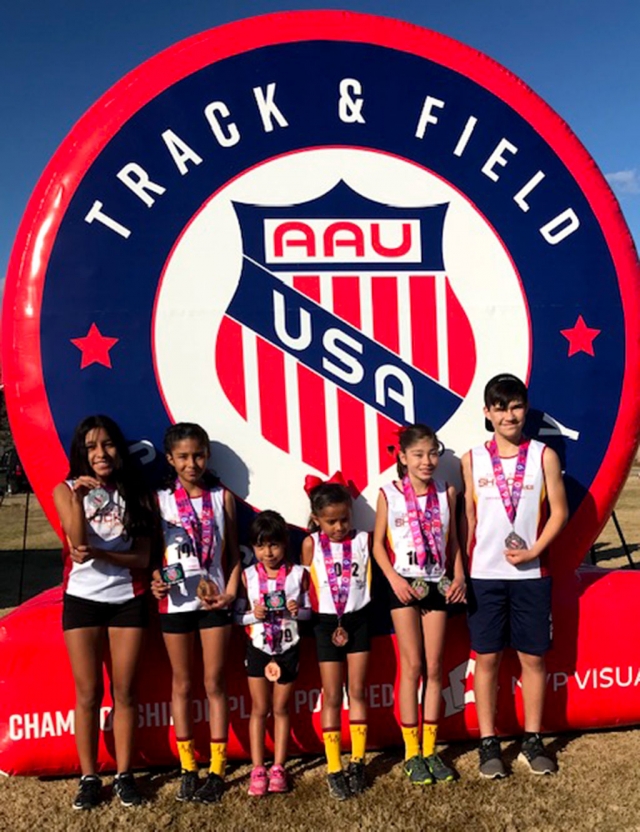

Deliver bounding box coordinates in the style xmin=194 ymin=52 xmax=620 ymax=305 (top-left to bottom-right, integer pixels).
xmin=153 ymin=148 xmax=529 ymax=529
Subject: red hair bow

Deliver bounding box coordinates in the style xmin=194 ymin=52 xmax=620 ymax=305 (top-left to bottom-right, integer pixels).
xmin=304 ymin=471 xmax=348 ymax=497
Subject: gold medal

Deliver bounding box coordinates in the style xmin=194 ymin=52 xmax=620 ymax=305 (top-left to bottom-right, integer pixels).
xmin=331 ymin=625 xmax=349 ymax=647
xmin=437 ymin=575 xmax=452 ymax=597
xmin=265 ymin=660 xmax=281 ymax=682
xmin=411 ymin=578 xmax=429 ymax=599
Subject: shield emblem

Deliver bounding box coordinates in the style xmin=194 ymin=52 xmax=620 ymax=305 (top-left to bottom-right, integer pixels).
xmin=214 ymin=182 xmax=476 ymax=494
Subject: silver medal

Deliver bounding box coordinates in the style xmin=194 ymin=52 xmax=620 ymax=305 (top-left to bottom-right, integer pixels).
xmin=86 ymin=486 xmax=111 ymax=514
xmin=505 ymin=530 xmax=527 ymax=550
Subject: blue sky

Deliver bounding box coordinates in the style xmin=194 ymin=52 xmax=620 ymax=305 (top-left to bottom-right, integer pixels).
xmin=2 ymin=0 xmax=639 ymax=297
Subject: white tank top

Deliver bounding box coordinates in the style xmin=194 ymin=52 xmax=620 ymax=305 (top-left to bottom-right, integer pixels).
xmin=157 ymin=486 xmax=226 ymax=613
xmin=63 ymin=480 xmax=143 ymax=603
xmin=381 ymin=480 xmax=449 ymax=581
xmin=242 ymin=563 xmax=308 ymax=655
xmin=308 ymin=530 xmax=371 ymax=614
xmin=469 ymin=439 xmax=549 ymax=580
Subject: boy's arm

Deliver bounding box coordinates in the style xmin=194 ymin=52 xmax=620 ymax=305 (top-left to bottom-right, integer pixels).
xmin=505 ymin=446 xmax=568 ymax=566
xmin=460 ymin=452 xmax=476 ymax=567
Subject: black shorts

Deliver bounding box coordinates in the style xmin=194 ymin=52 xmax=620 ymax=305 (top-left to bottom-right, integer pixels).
xmin=159 ymin=608 xmax=232 ymax=634
xmin=467 ymin=577 xmax=552 ymax=656
xmin=62 ymin=593 xmax=149 ymax=631
xmin=388 ymin=579 xmax=449 ymax=612
xmin=313 ymin=607 xmax=371 ymax=663
xmin=245 ymin=641 xmax=300 ymax=684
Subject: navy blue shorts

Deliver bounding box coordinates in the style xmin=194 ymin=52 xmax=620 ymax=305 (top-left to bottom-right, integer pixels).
xmin=467 ymin=577 xmax=552 ymax=656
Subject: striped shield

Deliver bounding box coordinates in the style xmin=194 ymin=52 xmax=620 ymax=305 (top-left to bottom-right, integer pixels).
xmin=215 ymin=182 xmax=476 ymax=495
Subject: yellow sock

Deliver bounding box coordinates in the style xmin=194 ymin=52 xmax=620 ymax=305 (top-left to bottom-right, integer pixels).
xmin=323 ymin=729 xmax=342 ymax=774
xmin=176 ymin=738 xmax=197 ymax=773
xmin=209 ymin=739 xmax=227 ymax=777
xmin=402 ymin=724 xmax=421 ymax=761
xmin=350 ymin=722 xmax=367 ymax=763
xmin=422 ymin=722 xmax=437 ymax=758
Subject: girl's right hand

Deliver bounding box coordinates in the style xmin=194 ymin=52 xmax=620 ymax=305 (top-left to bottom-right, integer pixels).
xmin=151 ymin=569 xmax=169 ymax=599
xmin=253 ymin=603 xmax=267 ymax=620
xmin=389 ymin=572 xmax=415 ymax=605
xmin=72 ymin=476 xmax=102 ymax=498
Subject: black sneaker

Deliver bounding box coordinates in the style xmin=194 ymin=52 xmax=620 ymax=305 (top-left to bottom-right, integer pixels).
xmin=403 ymin=754 xmax=433 ymax=785
xmin=176 ymin=769 xmax=200 ymax=802
xmin=327 ymin=771 xmax=351 ymax=800
xmin=478 ymin=737 xmax=507 ymax=779
xmin=194 ymin=773 xmax=225 ymax=804
xmin=347 ymin=761 xmax=368 ymax=794
xmin=113 ymin=772 xmax=143 ymax=806
xmin=518 ymin=734 xmax=557 ymax=775
xmin=425 ymin=753 xmax=456 ymax=782
xmin=73 ymin=774 xmax=102 ymax=810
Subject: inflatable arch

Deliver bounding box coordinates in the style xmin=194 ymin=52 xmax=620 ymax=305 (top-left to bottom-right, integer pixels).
xmin=2 ymin=11 xmax=640 ymax=775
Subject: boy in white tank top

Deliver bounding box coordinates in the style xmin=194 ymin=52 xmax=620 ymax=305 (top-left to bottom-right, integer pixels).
xmin=461 ymin=374 xmax=568 ymax=779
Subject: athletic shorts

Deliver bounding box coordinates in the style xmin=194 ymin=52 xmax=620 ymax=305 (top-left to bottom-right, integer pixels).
xmin=388 ymin=578 xmax=448 ymax=612
xmin=62 ymin=592 xmax=149 ymax=631
xmin=313 ymin=607 xmax=371 ymax=663
xmin=245 ymin=642 xmax=300 ymax=684
xmin=467 ymin=577 xmax=552 ymax=656
xmin=159 ymin=608 xmax=232 ymax=634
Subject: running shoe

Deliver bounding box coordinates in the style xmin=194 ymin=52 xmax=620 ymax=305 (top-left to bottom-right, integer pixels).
xmin=426 ymin=753 xmax=456 ymax=782
xmin=327 ymin=771 xmax=351 ymax=800
xmin=72 ymin=774 xmax=102 ymax=810
xmin=478 ymin=737 xmax=507 ymax=779
xmin=403 ymin=754 xmax=434 ymax=785
xmin=176 ymin=769 xmax=200 ymax=802
xmin=194 ymin=772 xmax=225 ymax=803
xmin=113 ymin=772 xmax=143 ymax=807
xmin=268 ymin=764 xmax=289 ymax=793
xmin=248 ymin=766 xmax=268 ymax=797
xmin=518 ymin=733 xmax=557 ymax=775
xmin=347 ymin=760 xmax=368 ymax=794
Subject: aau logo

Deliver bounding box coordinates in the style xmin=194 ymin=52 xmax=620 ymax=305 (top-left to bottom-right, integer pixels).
xmin=4 ymin=12 xmax=639 ymax=552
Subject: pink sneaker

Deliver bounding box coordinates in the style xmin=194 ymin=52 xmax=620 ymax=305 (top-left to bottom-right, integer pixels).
xmin=248 ymin=766 xmax=268 ymax=797
xmin=268 ymin=764 xmax=289 ymax=793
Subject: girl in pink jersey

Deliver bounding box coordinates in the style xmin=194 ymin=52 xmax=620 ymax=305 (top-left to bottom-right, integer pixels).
xmin=373 ymin=424 xmax=466 ymax=786
xmin=53 ymin=415 xmax=156 ymax=810
xmin=234 ymin=510 xmax=311 ymax=796
xmin=151 ymin=423 xmax=240 ymax=805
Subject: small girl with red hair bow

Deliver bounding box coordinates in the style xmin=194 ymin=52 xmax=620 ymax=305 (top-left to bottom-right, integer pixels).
xmin=300 ymin=473 xmax=372 ymax=801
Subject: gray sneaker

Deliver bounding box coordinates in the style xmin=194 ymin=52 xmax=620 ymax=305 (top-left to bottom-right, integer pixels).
xmin=478 ymin=737 xmax=507 ymax=779
xmin=518 ymin=734 xmax=557 ymax=775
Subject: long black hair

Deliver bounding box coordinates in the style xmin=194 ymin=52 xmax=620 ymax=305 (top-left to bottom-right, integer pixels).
xmin=394 ymin=423 xmax=440 ymax=479
xmin=163 ymin=422 xmax=220 ymax=490
xmin=307 ymin=483 xmax=352 ymax=532
xmin=67 ymin=415 xmax=155 ymax=538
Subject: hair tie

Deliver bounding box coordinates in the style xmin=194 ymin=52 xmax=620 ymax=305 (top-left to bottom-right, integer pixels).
xmin=304 ymin=471 xmax=347 ymax=497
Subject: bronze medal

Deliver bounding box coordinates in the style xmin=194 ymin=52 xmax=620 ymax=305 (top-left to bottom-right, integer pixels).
xmin=197 ymin=577 xmax=219 ymax=601
xmin=331 ymin=625 xmax=349 ymax=647
xmin=265 ymin=660 xmax=281 ymax=682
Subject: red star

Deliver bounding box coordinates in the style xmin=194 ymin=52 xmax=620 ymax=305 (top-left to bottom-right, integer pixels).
xmin=71 ymin=323 xmax=119 ymax=369
xmin=560 ymin=315 xmax=601 ymax=357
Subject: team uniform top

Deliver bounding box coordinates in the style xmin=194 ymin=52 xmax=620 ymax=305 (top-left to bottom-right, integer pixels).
xmin=62 ymin=480 xmax=146 ymax=603
xmin=468 ymin=439 xmax=549 ymax=580
xmin=308 ymin=530 xmax=371 ymax=614
xmin=381 ymin=480 xmax=449 ymax=582
xmin=236 ymin=563 xmax=310 ymax=656
xmin=157 ymin=486 xmax=226 ymax=613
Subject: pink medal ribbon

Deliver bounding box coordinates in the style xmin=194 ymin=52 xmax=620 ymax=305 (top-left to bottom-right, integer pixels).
xmin=402 ymin=476 xmax=444 ymax=569
xmin=487 ymin=438 xmax=530 ymax=526
xmin=173 ymin=482 xmax=217 ymax=570
xmin=257 ymin=562 xmax=287 ymax=653
xmin=319 ymin=532 xmax=352 ymax=619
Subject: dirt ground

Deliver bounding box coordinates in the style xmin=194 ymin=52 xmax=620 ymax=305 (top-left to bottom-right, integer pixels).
xmin=1 ymin=478 xmax=639 ymax=830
